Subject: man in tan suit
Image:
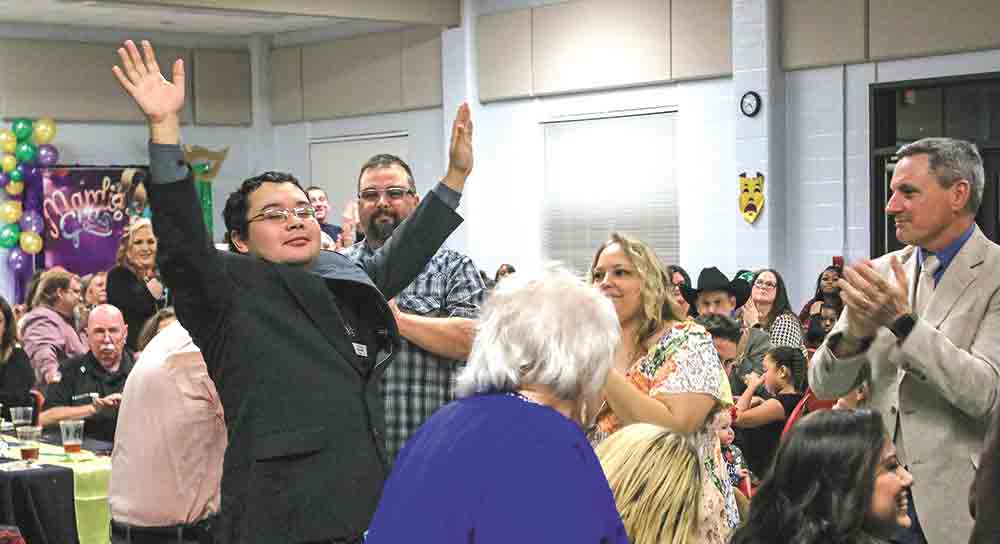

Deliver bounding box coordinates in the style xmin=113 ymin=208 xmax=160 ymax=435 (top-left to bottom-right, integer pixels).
xmin=810 ymin=137 xmax=1000 ymax=544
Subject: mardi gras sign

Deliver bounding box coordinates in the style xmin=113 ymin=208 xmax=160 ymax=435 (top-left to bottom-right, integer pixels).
xmin=42 ymin=167 xmax=145 ymax=275
xmin=739 ymin=172 xmax=765 ymax=224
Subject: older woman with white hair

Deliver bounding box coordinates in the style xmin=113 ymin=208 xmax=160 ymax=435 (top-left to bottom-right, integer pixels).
xmin=365 ymin=267 xmax=629 ymax=543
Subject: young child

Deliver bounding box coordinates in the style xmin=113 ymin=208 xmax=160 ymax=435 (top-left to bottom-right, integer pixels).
xmin=714 ymin=409 xmax=750 ymax=488
xmin=733 ymin=346 xmax=806 ymax=476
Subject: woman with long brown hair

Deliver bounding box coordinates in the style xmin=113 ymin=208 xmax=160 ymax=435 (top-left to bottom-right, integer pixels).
xmin=107 ymin=219 xmax=170 ymax=351
xmin=588 ymin=233 xmax=737 ymax=543
xmin=0 ymin=294 xmax=35 ymax=420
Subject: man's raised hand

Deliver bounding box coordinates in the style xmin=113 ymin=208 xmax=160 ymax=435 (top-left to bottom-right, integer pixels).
xmin=112 ymin=40 xmax=185 ymax=142
xmin=444 ymin=103 xmax=474 ymax=192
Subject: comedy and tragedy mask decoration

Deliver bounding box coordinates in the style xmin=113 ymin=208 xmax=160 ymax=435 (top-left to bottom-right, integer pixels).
xmin=739 ymin=172 xmax=765 ymax=224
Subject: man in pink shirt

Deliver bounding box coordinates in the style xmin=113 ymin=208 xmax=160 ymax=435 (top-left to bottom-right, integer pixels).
xmin=21 ymin=270 xmax=86 ymax=388
xmin=110 ymin=319 xmax=226 ymax=544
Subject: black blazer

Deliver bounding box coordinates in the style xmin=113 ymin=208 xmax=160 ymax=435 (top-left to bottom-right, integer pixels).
xmin=146 ymin=175 xmax=462 ymax=544
xmin=0 ymin=347 xmax=34 ymax=421
xmin=106 ymin=265 xmax=169 ymax=351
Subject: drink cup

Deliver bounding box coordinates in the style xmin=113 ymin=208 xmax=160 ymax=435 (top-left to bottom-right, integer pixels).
xmin=60 ymin=420 xmax=84 ymax=454
xmin=16 ymin=426 xmax=40 ymax=461
xmin=10 ymin=406 xmax=32 ymax=427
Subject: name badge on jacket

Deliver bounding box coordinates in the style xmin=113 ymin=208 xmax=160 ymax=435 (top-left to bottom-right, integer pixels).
xmin=353 ymin=343 xmax=368 ymax=357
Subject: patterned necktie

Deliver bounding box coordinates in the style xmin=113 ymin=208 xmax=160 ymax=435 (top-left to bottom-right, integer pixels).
xmin=914 ymin=255 xmax=939 ymax=317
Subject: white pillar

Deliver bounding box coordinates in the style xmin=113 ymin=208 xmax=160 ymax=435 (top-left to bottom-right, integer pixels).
xmin=732 ymin=0 xmax=786 ymax=270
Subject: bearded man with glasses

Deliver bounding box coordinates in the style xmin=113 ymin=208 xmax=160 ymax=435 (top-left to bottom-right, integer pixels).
xmin=112 ymin=39 xmax=474 ymax=544
xmin=343 ymin=154 xmax=485 ymax=462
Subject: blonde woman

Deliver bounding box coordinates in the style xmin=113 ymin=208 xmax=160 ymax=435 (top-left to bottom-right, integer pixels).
xmin=107 ymin=219 xmax=169 ymax=351
xmin=597 ymin=423 xmax=702 ymax=544
xmin=589 ymin=232 xmax=738 ymax=542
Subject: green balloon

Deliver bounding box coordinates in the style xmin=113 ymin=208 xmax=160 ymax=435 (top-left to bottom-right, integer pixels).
xmin=14 ymin=141 xmax=35 ymax=163
xmin=11 ymin=119 xmax=32 ymax=142
xmin=8 ymin=169 xmax=22 ymax=182
xmin=0 ymin=223 xmax=19 ymax=249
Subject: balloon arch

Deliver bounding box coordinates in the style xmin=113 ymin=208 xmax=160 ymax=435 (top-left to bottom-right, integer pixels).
xmin=0 ymin=117 xmax=59 ymax=274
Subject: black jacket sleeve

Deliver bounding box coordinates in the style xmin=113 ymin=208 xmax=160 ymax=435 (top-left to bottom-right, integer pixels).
xmin=354 ymin=186 xmax=463 ymax=301
xmin=146 ymin=150 xmax=235 ymax=376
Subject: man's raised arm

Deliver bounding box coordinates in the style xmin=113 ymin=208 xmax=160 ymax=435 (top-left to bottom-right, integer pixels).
xmin=358 ymin=104 xmax=473 ymax=299
xmin=112 ymin=40 xmax=234 ymax=355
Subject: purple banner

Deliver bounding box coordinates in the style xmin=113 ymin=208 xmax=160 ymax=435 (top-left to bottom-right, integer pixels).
xmin=42 ymin=167 xmax=138 ymax=276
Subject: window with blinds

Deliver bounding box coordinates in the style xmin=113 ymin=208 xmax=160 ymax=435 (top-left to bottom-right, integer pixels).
xmin=542 ymin=112 xmax=679 ymax=276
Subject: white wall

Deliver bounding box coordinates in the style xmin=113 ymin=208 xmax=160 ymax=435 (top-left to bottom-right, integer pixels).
xmin=273 ymin=107 xmax=448 ymax=238
xmin=267 ymin=0 xmax=743 ymax=281
xmin=466 ymin=79 xmax=740 ymax=278
xmin=274 ymin=108 xmax=445 ymax=195
xmin=56 ymin=122 xmax=255 ymax=237
xmin=784 ymin=48 xmax=1000 ymax=309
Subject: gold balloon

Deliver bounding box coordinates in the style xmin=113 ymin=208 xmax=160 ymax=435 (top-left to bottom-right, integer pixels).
xmin=5 ymin=181 xmax=24 ymax=196
xmin=0 ymin=130 xmax=15 ymax=154
xmin=32 ymin=118 xmax=57 ymax=145
xmin=0 ymin=200 xmax=21 ymax=224
xmin=19 ymin=231 xmax=42 ymax=255
xmin=1 ymin=154 xmax=15 ymax=173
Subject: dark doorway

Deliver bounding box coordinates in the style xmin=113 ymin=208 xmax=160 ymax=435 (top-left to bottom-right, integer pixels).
xmin=870 ymin=73 xmax=1000 ymax=256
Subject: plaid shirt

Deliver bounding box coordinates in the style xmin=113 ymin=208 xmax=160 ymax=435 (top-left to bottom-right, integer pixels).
xmin=342 ymin=242 xmax=485 ymax=460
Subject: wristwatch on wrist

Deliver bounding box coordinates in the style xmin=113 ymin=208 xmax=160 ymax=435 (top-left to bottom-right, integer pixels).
xmin=890 ymin=313 xmax=918 ymax=342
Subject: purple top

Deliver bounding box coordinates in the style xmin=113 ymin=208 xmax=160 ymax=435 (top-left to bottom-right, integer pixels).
xmin=21 ymin=305 xmax=86 ymax=387
xmin=366 ymin=392 xmax=629 ymax=544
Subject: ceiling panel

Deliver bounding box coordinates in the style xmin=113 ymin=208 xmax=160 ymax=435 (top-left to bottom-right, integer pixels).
xmin=0 ymin=0 xmax=346 ymax=35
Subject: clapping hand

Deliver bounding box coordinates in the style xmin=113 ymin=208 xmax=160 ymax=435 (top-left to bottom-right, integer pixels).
xmin=146 ymin=277 xmax=164 ymax=300
xmin=743 ymin=371 xmax=763 ymax=389
xmin=742 ymin=301 xmax=760 ymax=328
xmin=838 ymin=257 xmax=910 ymax=336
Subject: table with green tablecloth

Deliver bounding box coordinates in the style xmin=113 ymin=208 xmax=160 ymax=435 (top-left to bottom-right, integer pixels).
xmin=7 ymin=438 xmax=111 ymax=544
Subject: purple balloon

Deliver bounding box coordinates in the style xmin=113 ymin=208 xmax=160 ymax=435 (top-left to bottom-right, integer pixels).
xmin=36 ymin=144 xmax=59 ymax=167
xmin=19 ymin=209 xmax=43 ymax=234
xmin=15 ymin=162 xmax=39 ymax=184
xmin=22 ymin=190 xmax=39 ymax=209
xmin=0 ymin=173 xmax=8 ymax=188
xmin=7 ymin=248 xmax=28 ymax=272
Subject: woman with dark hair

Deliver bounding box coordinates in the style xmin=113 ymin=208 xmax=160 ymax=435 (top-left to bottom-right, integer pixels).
xmin=730 ymin=409 xmax=913 ymax=544
xmin=797 ymin=265 xmax=842 ymax=325
xmin=666 ymin=264 xmax=695 ymax=317
xmin=493 ymin=263 xmax=516 ymax=283
xmin=135 ymin=307 xmax=177 ymax=352
xmin=0 ymin=294 xmax=34 ymax=420
xmin=742 ymin=268 xmax=804 ymax=349
xmin=107 ymin=219 xmax=170 ymax=351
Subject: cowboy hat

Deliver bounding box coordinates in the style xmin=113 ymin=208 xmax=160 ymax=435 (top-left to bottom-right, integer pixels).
xmin=680 ymin=267 xmax=751 ymax=308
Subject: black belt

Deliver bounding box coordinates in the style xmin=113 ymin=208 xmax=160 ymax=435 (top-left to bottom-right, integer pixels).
xmin=111 ymin=518 xmax=214 ymax=544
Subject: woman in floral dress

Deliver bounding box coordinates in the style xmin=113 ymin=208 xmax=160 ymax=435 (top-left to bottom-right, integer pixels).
xmin=588 ymin=233 xmax=738 ymax=543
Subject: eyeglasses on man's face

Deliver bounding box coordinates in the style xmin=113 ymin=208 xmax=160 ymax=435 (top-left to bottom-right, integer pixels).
xmin=358 ymin=187 xmax=415 ymax=204
xmin=754 ymin=279 xmax=778 ymax=290
xmin=247 ymin=206 xmax=317 ymax=224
